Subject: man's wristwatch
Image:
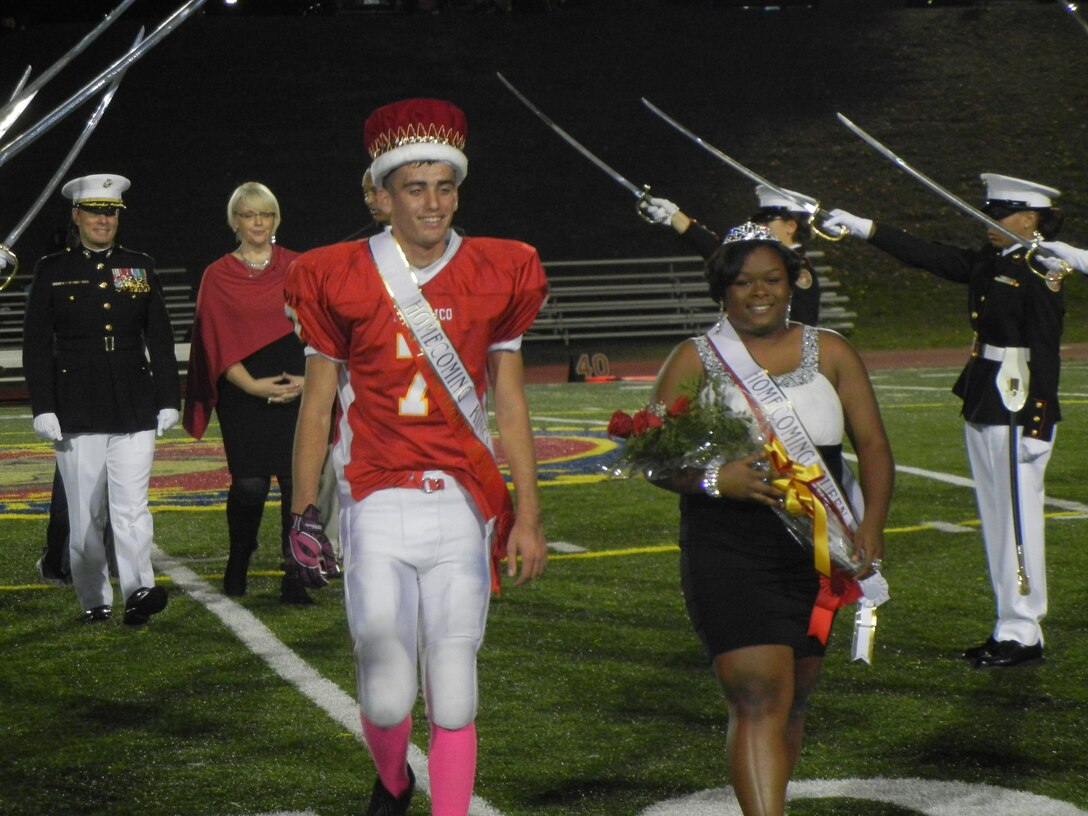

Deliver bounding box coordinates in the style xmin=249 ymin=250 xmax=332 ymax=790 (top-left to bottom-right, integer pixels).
xmin=702 ymin=455 xmax=727 ymax=498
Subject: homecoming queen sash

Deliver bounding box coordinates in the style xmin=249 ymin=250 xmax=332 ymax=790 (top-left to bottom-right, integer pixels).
xmin=705 ymin=319 xmax=860 ymax=578
xmin=370 ymin=231 xmax=514 ymax=592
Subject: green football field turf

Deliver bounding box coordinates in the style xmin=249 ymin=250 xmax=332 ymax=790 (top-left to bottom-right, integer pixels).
xmin=2 ymin=360 xmax=1087 ymax=816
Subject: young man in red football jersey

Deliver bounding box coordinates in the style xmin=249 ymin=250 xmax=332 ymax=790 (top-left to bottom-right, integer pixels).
xmin=285 ymin=98 xmax=547 ymax=816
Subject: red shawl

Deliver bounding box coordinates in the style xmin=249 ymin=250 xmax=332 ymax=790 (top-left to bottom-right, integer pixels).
xmin=183 ymin=244 xmax=301 ymax=439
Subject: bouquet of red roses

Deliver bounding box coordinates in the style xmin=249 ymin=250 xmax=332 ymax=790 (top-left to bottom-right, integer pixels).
xmin=605 ymin=382 xmax=864 ymax=577
xmin=604 ymin=384 xmax=763 ymax=481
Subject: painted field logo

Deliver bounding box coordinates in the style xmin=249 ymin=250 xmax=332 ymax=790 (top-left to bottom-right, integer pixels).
xmin=0 ymin=429 xmax=620 ymax=515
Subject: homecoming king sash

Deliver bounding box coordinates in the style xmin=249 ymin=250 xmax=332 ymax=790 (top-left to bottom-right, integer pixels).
xmin=370 ymin=230 xmax=515 ymax=593
xmin=705 ymin=319 xmax=864 ymax=643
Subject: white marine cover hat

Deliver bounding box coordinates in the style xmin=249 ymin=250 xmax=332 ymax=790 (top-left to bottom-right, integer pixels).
xmin=980 ymin=173 xmax=1059 ymax=210
xmin=754 ymin=183 xmax=818 ymax=215
xmin=61 ymin=173 xmax=130 ymax=208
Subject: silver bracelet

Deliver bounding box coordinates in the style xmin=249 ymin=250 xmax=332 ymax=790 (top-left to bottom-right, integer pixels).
xmin=701 ymin=455 xmax=727 ymax=498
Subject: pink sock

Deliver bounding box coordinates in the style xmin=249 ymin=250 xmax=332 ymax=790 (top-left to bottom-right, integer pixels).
xmin=428 ymin=722 xmax=477 ymax=816
xmin=361 ymin=714 xmax=412 ymax=798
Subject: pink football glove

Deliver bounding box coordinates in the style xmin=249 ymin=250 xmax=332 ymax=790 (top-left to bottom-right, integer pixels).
xmin=286 ymin=505 xmax=330 ymax=589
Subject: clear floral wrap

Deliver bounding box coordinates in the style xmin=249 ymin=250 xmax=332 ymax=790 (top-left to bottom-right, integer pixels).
xmin=605 ymin=379 xmax=863 ymax=576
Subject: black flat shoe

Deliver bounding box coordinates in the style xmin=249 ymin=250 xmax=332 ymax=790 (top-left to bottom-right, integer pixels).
xmin=223 ymin=560 xmax=248 ymax=597
xmin=279 ymin=575 xmax=315 ymax=605
xmin=963 ymin=637 xmax=998 ymax=661
xmin=78 ymin=605 xmax=112 ymax=623
xmin=974 ymin=640 xmax=1044 ymax=669
xmin=123 ymin=585 xmax=168 ymax=626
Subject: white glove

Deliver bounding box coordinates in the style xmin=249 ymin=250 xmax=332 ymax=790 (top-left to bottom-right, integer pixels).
xmin=156 ymin=408 xmax=180 ymax=437
xmin=638 ymin=196 xmax=679 ymax=226
xmin=33 ymin=412 xmax=63 ymax=442
xmin=1018 ymin=434 xmax=1051 ymax=464
xmin=858 ymin=570 xmax=890 ymax=607
xmin=822 ymin=208 xmax=874 ymax=239
xmin=1038 ymin=240 xmax=1088 ymax=274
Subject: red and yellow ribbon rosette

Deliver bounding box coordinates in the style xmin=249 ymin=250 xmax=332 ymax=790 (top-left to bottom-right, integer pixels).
xmin=764 ymin=437 xmax=832 ymax=577
xmin=764 ymin=437 xmax=866 ymax=645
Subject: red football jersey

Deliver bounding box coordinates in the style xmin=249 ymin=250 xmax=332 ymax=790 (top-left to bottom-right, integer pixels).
xmin=286 ymin=235 xmax=547 ymax=505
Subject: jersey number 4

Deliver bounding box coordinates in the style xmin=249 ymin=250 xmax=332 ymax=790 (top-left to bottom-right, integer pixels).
xmin=397 ymin=333 xmax=429 ymax=417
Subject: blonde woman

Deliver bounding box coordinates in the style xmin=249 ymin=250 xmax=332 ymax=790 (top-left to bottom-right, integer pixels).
xmin=184 ymin=182 xmax=315 ymax=602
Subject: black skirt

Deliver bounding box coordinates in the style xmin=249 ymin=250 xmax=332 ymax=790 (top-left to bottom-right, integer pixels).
xmin=678 ymin=444 xmax=843 ymax=660
xmin=216 ymin=333 xmax=305 ymax=478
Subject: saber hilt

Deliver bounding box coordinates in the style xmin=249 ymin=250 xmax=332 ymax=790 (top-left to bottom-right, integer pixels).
xmin=1025 ymin=235 xmax=1075 ymax=284
xmin=810 ymin=209 xmax=849 ymax=242
xmin=634 ymin=185 xmax=665 ymax=225
xmin=0 ymin=245 xmax=17 ymax=292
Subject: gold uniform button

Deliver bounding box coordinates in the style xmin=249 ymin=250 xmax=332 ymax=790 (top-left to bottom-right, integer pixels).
xmin=1033 ymin=416 xmax=1041 ymax=422
xmin=68 ymin=295 xmax=75 ymax=301
xmin=96 ymin=263 xmax=105 ymax=270
xmin=103 ymin=302 xmax=112 ymax=310
xmin=104 ymin=324 xmax=113 ymax=331
xmin=98 ymin=281 xmax=108 ymax=289
xmin=971 ymin=312 xmax=978 ymax=319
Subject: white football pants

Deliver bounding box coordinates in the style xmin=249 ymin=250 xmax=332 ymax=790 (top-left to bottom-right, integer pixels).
xmin=342 ymin=473 xmax=490 ymax=730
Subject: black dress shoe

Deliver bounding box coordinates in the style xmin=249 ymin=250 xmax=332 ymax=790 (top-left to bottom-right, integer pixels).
xmin=78 ymin=605 xmax=112 ymax=623
xmin=279 ymin=574 xmax=314 ymax=605
xmin=974 ymin=640 xmax=1044 ymax=669
xmin=123 ymin=585 xmax=168 ymax=626
xmin=963 ymin=637 xmax=999 ymax=661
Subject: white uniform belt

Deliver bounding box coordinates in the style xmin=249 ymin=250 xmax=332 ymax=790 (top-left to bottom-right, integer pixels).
xmin=978 ymin=344 xmax=1031 ymax=363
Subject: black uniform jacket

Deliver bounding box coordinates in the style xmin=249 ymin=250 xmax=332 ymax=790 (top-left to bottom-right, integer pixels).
xmin=22 ymin=244 xmax=181 ymax=434
xmin=682 ymin=220 xmax=822 ymax=326
xmin=869 ymin=224 xmax=1063 ymax=441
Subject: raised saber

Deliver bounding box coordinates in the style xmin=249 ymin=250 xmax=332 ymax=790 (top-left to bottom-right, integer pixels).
xmin=1057 ymin=1 xmax=1088 ymax=35
xmin=496 ymin=73 xmax=652 ymax=204
xmin=0 ymin=67 xmax=35 ymax=141
xmin=0 ymin=29 xmax=143 ymax=292
xmin=641 ymin=96 xmax=847 ymax=241
xmin=0 ymin=0 xmax=207 ymax=171
xmin=0 ymin=0 xmax=138 ymax=130
xmin=836 ymin=112 xmax=1071 ymax=280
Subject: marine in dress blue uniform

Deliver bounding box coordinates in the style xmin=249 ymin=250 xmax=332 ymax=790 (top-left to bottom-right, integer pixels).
xmin=22 ymin=174 xmax=180 ymax=625
xmin=638 ymin=183 xmax=823 ymax=325
xmin=824 ymin=173 xmax=1065 ymax=667
xmin=749 ymin=184 xmax=822 ymax=326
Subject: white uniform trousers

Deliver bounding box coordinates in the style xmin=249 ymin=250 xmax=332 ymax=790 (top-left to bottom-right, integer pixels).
xmin=55 ymin=430 xmax=157 ymax=611
xmin=964 ymin=422 xmax=1051 ymax=646
xmin=341 ymin=472 xmax=490 ymax=731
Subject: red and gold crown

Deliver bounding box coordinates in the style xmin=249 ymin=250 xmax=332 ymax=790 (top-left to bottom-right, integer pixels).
xmin=364 ymin=98 xmax=468 ymax=188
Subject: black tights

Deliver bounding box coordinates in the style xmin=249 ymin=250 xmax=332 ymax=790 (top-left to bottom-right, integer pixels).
xmin=223 ymin=473 xmax=295 ymax=597
xmin=226 ymin=474 xmax=293 ymax=558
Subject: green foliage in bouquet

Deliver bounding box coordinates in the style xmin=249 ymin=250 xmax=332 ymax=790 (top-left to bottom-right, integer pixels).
xmin=606 ymin=380 xmax=760 ymax=478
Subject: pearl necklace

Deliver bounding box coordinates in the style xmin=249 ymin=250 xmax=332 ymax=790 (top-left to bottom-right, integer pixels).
xmin=236 ymin=245 xmax=272 ymax=275
xmin=239 ymin=254 xmax=270 ymax=270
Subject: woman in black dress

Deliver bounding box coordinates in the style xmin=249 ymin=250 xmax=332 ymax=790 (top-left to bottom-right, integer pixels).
xmin=647 ymin=224 xmax=893 ymax=816
xmin=184 ymin=182 xmax=313 ymax=603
